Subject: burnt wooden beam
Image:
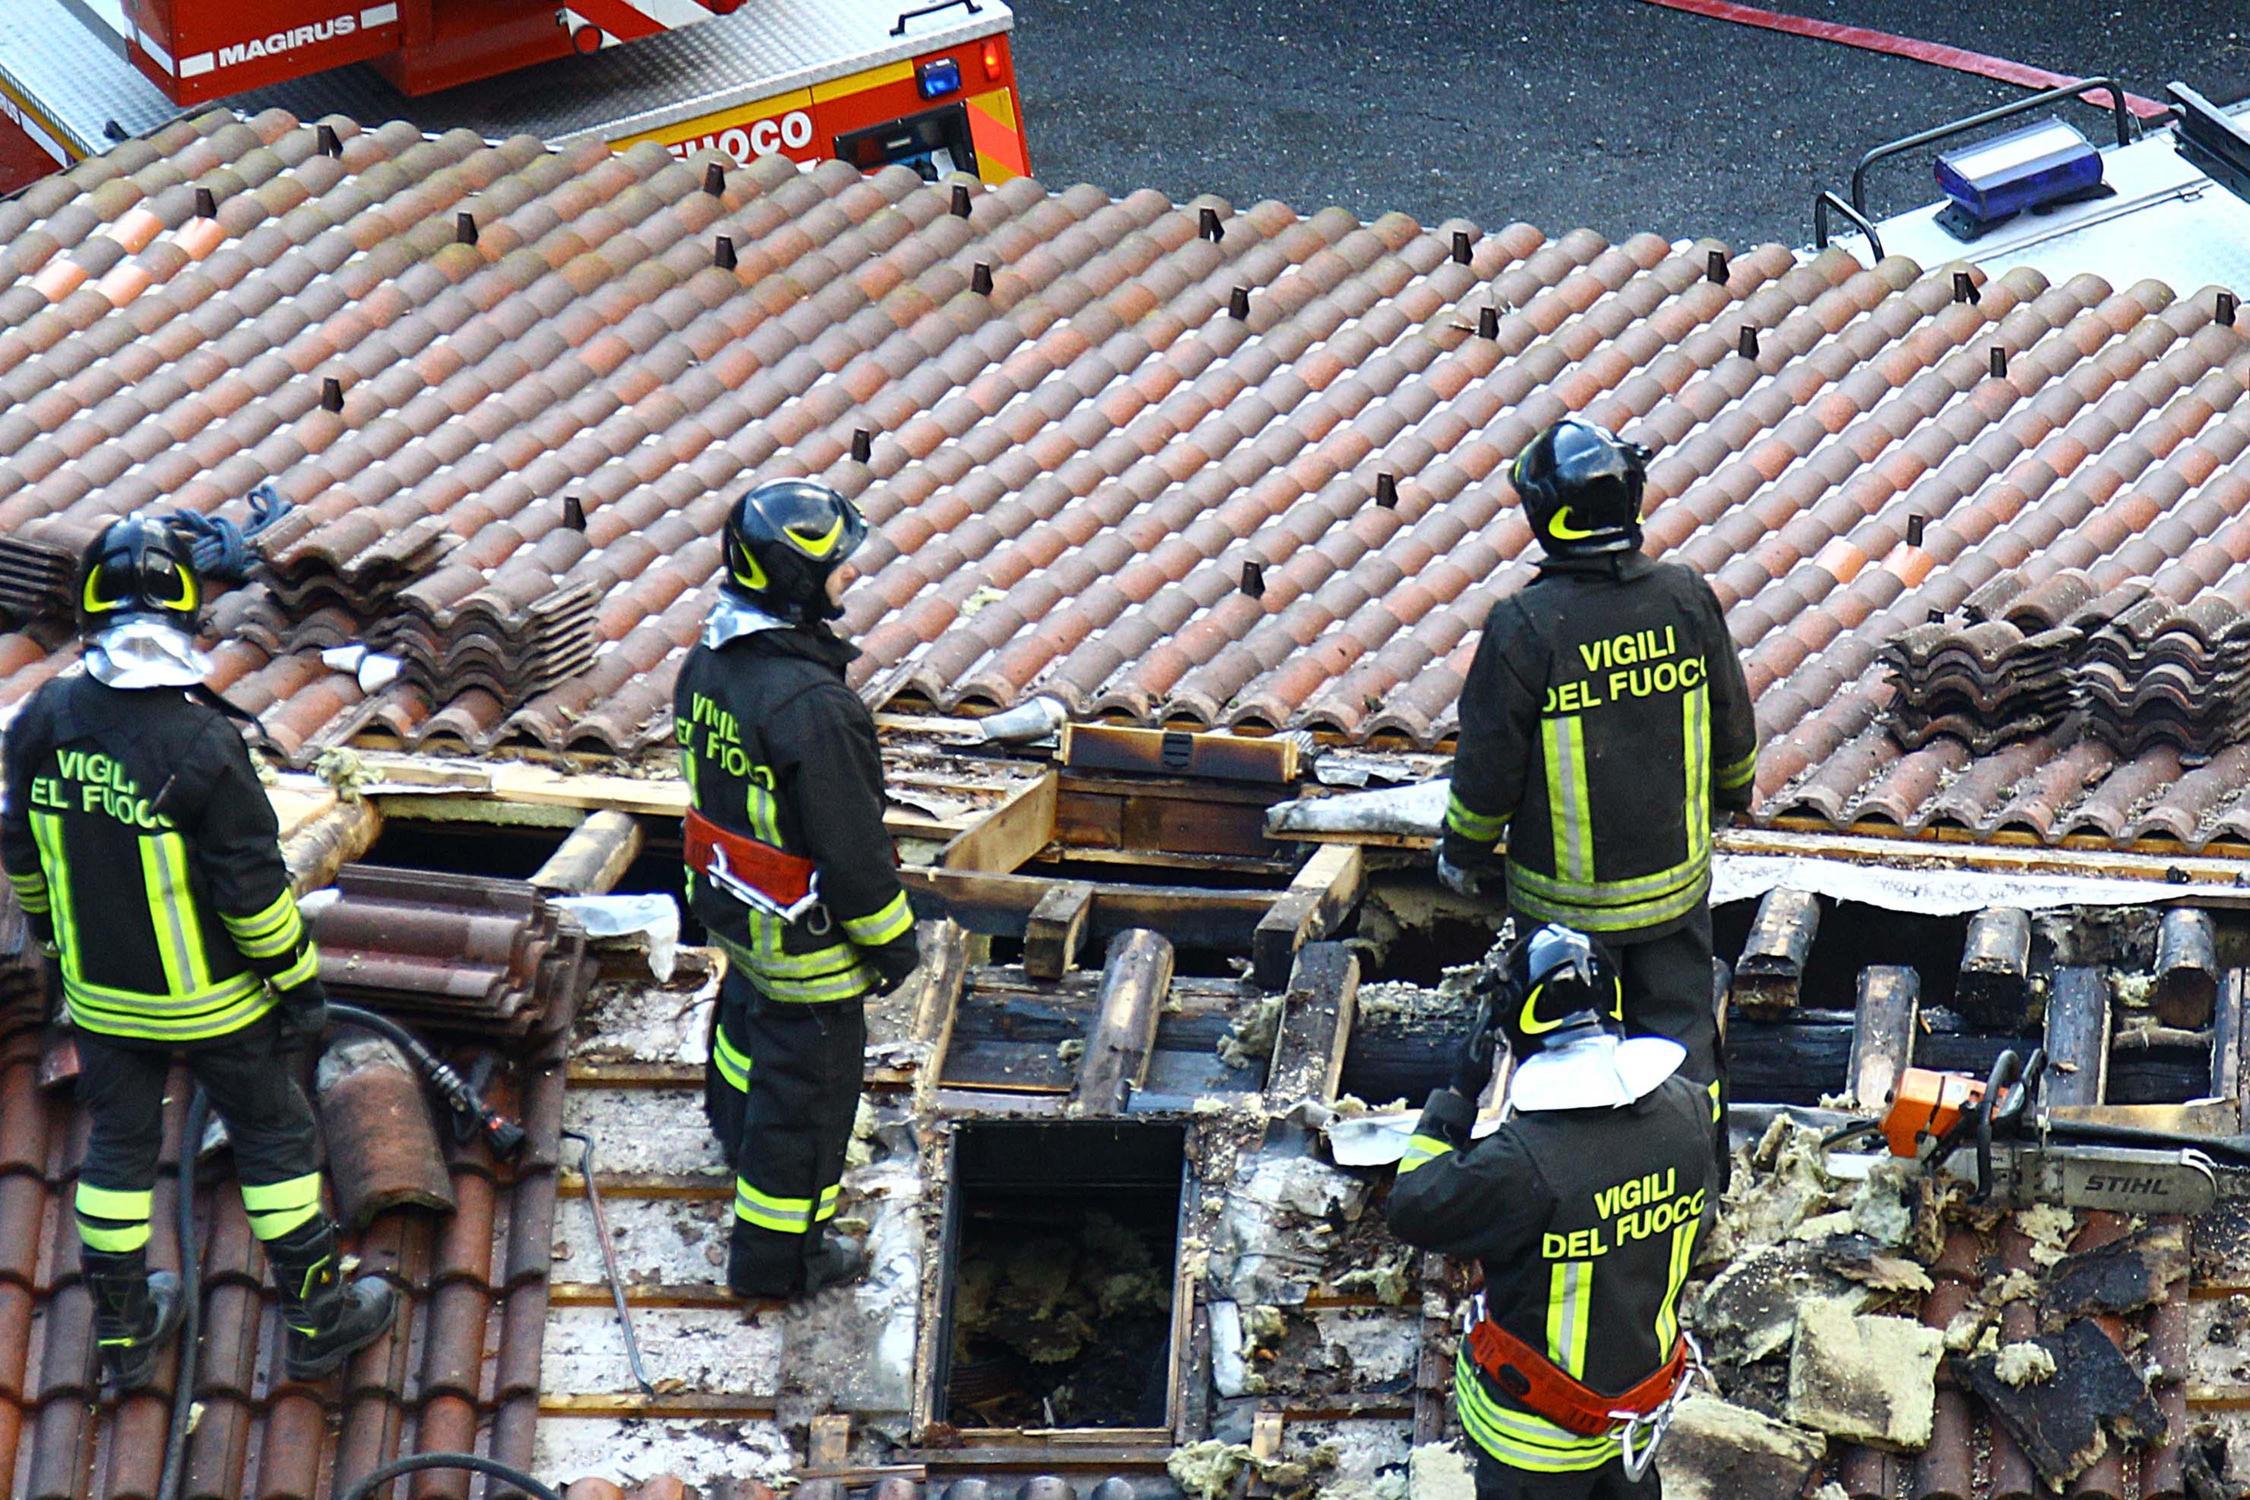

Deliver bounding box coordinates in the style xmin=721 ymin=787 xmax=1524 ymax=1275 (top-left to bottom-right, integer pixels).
xmin=1071 ymin=929 xmax=1177 ymax=1113
xmin=2214 ymin=969 xmax=2248 ymax=1106
xmin=1958 ymin=906 xmax=2033 ymax=1027
xmin=2156 ymin=909 xmax=2219 ymax=1029
xmin=902 ymin=868 xmax=1278 ymax=951
xmin=938 ymin=767 xmax=1057 ymax=874
xmin=1054 ymin=773 xmax=1284 ymax=860
xmin=1733 ymin=888 xmax=1819 ymax=1013
xmin=1266 ymin=942 xmax=1360 ymax=1109
xmin=1060 ymin=722 xmax=1300 ymax=784
xmin=807 ymin=1413 xmax=852 ymax=1471
xmin=1252 ymin=844 xmax=1366 ymax=990
xmin=1848 ymin=966 xmax=1920 ymax=1108
xmin=282 ymin=797 xmax=382 ymax=893
xmin=529 ymin=809 xmax=644 ymax=895
xmin=1023 ymin=881 xmax=1095 ymax=980
xmin=2044 ymin=965 xmax=2112 ymax=1107
xmin=900 ymin=919 xmax=972 ymax=1104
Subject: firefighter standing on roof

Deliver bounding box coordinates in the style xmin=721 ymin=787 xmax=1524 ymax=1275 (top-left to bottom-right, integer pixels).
xmin=1439 ymin=419 xmax=1757 ymax=1100
xmin=1388 ymin=925 xmax=1717 ymax=1500
xmin=677 ymin=478 xmax=918 ymax=1300
xmin=0 ymin=518 xmax=396 ymax=1392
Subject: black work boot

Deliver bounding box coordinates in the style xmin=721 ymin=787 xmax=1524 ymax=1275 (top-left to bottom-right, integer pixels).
xmin=801 ymin=1232 xmax=870 ymax=1295
xmin=267 ymin=1219 xmax=398 ymax=1380
xmin=83 ymin=1249 xmax=183 ymax=1392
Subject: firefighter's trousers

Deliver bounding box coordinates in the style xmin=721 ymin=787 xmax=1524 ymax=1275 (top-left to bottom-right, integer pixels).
xmin=74 ymin=1015 xmax=326 ymax=1260
xmin=704 ymin=973 xmax=864 ymax=1296
xmin=1475 ymin=1449 xmax=1658 ymax=1500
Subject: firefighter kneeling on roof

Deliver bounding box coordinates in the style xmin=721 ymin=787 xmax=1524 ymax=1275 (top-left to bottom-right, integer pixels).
xmin=1387 ymin=925 xmax=1716 ymax=1500
xmin=0 ymin=518 xmax=397 ymax=1391
xmin=677 ymin=478 xmax=919 ymax=1299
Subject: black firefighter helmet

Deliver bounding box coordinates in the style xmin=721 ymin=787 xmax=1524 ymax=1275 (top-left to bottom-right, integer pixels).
xmin=1494 ymin=923 xmax=1627 ymax=1063
xmin=78 ymin=515 xmax=202 ymax=638
xmin=721 ymin=479 xmax=869 ymax=623
xmin=1510 ymin=418 xmax=1653 ymax=557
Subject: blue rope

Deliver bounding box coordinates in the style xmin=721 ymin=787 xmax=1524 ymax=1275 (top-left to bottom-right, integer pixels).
xmin=157 ymin=484 xmax=291 ymax=583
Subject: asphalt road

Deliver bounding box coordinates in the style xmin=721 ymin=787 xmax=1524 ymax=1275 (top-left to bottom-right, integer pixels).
xmin=1008 ymin=0 xmax=2250 ymax=248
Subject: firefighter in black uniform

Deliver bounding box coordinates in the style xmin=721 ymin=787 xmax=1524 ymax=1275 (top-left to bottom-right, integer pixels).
xmin=0 ymin=517 xmax=396 ymax=1391
xmin=1388 ymin=924 xmax=1716 ymax=1500
xmin=1439 ymin=419 xmax=1757 ymax=1101
xmin=677 ymin=478 xmax=919 ymax=1299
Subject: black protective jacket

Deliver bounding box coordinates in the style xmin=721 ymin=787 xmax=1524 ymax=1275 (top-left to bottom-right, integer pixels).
xmin=675 ymin=624 xmax=916 ymax=1003
xmin=0 ymin=676 xmax=318 ymax=1044
xmin=1388 ymin=1077 xmax=1717 ymax=1472
xmin=1443 ymin=552 xmax=1757 ymax=940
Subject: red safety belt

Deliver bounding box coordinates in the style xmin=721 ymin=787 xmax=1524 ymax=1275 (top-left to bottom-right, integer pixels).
xmin=683 ymin=808 xmax=822 ymax=920
xmin=1464 ymin=1313 xmax=1688 ymax=1438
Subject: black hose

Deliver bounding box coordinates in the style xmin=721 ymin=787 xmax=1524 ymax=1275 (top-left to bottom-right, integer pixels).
xmin=328 ymin=1004 xmax=525 ymax=1158
xmin=336 ymin=1451 xmax=565 ymax=1500
xmin=156 ymin=1087 xmax=210 ymax=1500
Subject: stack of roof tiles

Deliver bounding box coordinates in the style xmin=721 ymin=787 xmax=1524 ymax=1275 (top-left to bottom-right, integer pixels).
xmin=0 ymin=896 xmax=579 ymax=1500
xmin=0 ymin=887 xmax=36 ymax=1036
xmin=1879 ymin=569 xmax=2093 ymax=750
xmin=311 ymin=864 xmax=588 ymax=1039
xmin=14 ymin=111 xmax=2250 ymax=847
xmin=2079 ymin=591 xmax=2250 ymax=755
xmin=0 ymin=528 xmax=81 ymax=624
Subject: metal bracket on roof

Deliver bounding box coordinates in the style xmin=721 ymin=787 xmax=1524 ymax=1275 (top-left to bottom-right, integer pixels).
xmin=321 ymin=377 xmax=344 ymax=413
xmin=1706 ymin=250 xmax=1728 ymax=285
xmin=2220 ymin=291 xmax=2239 ymax=328
xmin=952 ymin=184 xmax=973 ymax=218
xmin=1953 ymin=272 xmax=1980 ymax=305
xmin=972 ymin=262 xmax=994 ymax=295
xmin=562 ymin=495 xmax=586 ymax=531
xmin=1990 ymin=347 xmax=2009 ymax=378
xmin=852 ymin=429 xmax=874 ymax=463
xmin=1229 ymin=286 xmax=1251 ymax=321
xmin=1737 ymin=327 xmax=1759 ymax=359
xmin=455 ymin=212 xmax=477 ymax=246
xmin=704 ymin=162 xmax=726 ymax=197
xmin=1452 ymin=230 xmax=1474 ymax=265
xmin=1200 ymin=207 xmax=1225 ymax=243
xmin=317 ymin=124 xmax=342 ymax=158
xmin=1477 ymin=305 xmax=1499 ymax=340
xmin=1240 ymin=561 xmax=1265 ymax=599
xmin=891 ymin=0 xmax=981 ymax=37
xmin=194 ymin=186 xmax=216 ymax=219
xmin=715 ymin=234 xmax=737 ymax=271
xmin=1376 ymin=473 xmax=1399 ymax=509
xmin=2168 ymin=83 xmax=2250 ymax=210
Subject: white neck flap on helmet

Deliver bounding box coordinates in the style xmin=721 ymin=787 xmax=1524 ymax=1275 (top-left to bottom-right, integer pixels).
xmin=85 ymin=620 xmax=212 ymax=690
xmin=1508 ymin=1032 xmax=1687 ymax=1114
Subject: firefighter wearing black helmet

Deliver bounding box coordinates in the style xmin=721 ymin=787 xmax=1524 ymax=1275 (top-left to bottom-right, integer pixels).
xmin=0 ymin=517 xmax=396 ymax=1392
xmin=1439 ymin=419 xmax=1757 ymax=1098
xmin=1388 ymin=925 xmax=1717 ymax=1499
xmin=676 ymin=478 xmax=918 ymax=1299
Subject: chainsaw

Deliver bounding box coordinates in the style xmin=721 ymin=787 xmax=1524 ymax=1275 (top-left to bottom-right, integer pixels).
xmin=1822 ymin=1048 xmax=2250 ymax=1215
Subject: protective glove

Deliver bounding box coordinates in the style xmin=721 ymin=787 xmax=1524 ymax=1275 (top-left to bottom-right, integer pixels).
xmin=271 ymin=975 xmax=329 ymax=1055
xmin=1449 ymin=1020 xmax=1498 ymax=1100
xmin=1435 ymin=850 xmax=1495 ymax=901
xmin=866 ymin=936 xmax=920 ymax=991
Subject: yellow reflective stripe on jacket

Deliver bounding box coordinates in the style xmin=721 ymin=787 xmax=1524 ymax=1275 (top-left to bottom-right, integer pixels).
xmin=1546 ymin=1260 xmax=1594 ymax=1379
xmin=1399 ymin=1134 xmax=1454 ymax=1174
xmin=713 ymin=1022 xmax=752 ymax=1092
xmin=1682 ymin=682 xmax=1710 ymax=868
xmin=1716 ymin=745 xmax=1757 ymax=791
xmin=1444 ymin=793 xmax=1507 ymax=845
xmin=841 ymin=891 xmax=913 ymax=948
xmin=6 ymin=869 xmax=48 ymax=915
xmin=240 ymin=1172 xmax=324 ymax=1241
xmin=1453 ymin=1347 xmax=1619 ymax=1472
xmin=1654 ymin=1217 xmax=1698 ymax=1350
xmin=1505 ymin=861 xmax=1710 ymax=933
xmin=65 ymin=972 xmax=273 ymax=1042
xmin=815 ymin=1184 xmax=841 ymax=1223
xmin=745 ymin=778 xmax=781 ymax=844
xmin=140 ymin=833 xmax=207 ymax=997
xmin=221 ymin=887 xmax=305 ymax=959
xmin=1540 ymin=716 xmax=1593 ymax=885
xmin=735 ymin=1179 xmax=816 ymax=1233
xmin=29 ymin=812 xmax=80 ymax=963
xmin=270 ymin=945 xmax=320 ymax=990
xmin=716 ymin=925 xmax=876 ymax=1004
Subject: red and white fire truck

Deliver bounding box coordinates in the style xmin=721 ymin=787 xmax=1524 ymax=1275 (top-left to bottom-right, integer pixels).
xmin=0 ymin=0 xmax=1028 ymax=195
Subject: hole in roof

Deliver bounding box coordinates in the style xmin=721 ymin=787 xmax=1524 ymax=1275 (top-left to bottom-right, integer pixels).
xmin=939 ymin=1120 xmax=1186 ymax=1432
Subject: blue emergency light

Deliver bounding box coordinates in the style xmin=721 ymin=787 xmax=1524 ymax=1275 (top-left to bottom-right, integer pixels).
xmin=917 ymin=57 xmax=962 ymax=99
xmin=1934 ymin=116 xmax=2103 ymax=231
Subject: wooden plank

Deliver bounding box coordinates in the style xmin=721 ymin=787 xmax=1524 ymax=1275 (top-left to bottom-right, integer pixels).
xmin=529 ymin=809 xmax=645 ymax=895
xmin=940 ymin=768 xmax=1058 ymax=874
xmin=1119 ymin=792 xmax=1280 ymax=860
xmin=808 ymin=1413 xmax=852 ymax=1470
xmin=559 ymin=1171 xmax=730 ymax=1199
xmin=548 ymin=1282 xmax=739 ymax=1309
xmin=1732 ymin=887 xmax=1819 ymax=1014
xmin=1060 ymin=722 xmax=1299 ymax=784
xmin=1252 ymin=844 xmax=1365 ymax=990
xmin=903 ymin=868 xmax=1278 ymax=951
xmin=540 ymin=1392 xmax=777 ymax=1418
xmin=1265 ymin=943 xmax=1360 ymax=1109
xmin=1054 ymin=788 xmax=1126 ymax=850
xmin=2156 ymin=909 xmax=2220 ymax=1029
xmin=1023 ymin=881 xmax=1094 ymax=980
xmin=2215 ymin=969 xmax=2248 ymax=1107
xmin=1070 ymin=929 xmax=1175 ymax=1111
xmin=909 ymin=920 xmax=972 ymax=1111
xmin=2045 ymin=965 xmax=2112 ymax=1107
xmin=1957 ymin=907 xmax=2033 ymax=1028
xmin=1847 ymin=965 xmax=1920 ymax=1110
xmin=1244 ymin=1408 xmax=1286 ymax=1498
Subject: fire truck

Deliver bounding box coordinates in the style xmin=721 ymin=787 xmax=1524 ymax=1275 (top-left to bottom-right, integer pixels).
xmin=0 ymin=0 xmax=1027 ymax=196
